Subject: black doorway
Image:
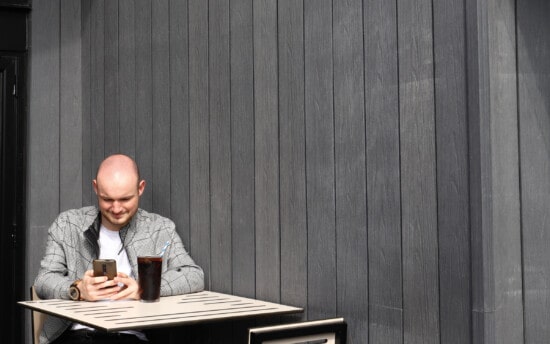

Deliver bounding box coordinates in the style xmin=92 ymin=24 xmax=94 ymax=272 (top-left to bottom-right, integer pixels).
xmin=0 ymin=3 xmax=29 ymax=344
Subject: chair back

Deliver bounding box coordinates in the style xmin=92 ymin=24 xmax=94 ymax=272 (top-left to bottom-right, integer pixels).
xmin=248 ymin=317 xmax=347 ymax=344
xmin=30 ymin=286 xmax=46 ymax=344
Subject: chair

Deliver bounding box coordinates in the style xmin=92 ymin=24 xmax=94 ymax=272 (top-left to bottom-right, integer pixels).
xmin=248 ymin=317 xmax=347 ymax=344
xmin=30 ymin=286 xmax=46 ymax=344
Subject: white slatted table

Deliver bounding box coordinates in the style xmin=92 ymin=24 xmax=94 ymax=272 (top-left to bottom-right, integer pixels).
xmin=18 ymin=290 xmax=303 ymax=332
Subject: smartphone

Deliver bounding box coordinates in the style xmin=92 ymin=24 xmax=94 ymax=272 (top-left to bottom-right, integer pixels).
xmin=93 ymin=259 xmax=117 ymax=280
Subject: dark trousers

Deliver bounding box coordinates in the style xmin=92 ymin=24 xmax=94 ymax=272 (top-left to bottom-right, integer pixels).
xmin=51 ymin=329 xmax=148 ymax=344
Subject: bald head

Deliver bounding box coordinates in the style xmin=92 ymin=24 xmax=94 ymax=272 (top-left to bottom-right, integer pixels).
xmin=96 ymin=154 xmax=140 ymax=185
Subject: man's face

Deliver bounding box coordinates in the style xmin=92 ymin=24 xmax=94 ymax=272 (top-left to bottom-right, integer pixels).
xmin=93 ymin=174 xmax=145 ymax=231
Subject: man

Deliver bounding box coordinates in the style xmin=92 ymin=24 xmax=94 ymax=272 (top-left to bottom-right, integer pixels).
xmin=34 ymin=154 xmax=204 ymax=344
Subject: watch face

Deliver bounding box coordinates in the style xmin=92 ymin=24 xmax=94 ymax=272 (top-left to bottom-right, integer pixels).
xmin=69 ymin=286 xmax=80 ymax=300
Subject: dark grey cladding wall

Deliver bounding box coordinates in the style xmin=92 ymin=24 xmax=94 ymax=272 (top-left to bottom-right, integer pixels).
xmin=26 ymin=0 xmax=550 ymax=343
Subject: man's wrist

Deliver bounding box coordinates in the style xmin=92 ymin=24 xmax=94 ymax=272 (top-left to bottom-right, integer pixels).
xmin=69 ymin=279 xmax=83 ymax=301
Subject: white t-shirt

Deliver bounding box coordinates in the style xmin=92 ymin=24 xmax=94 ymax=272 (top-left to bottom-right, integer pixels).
xmin=98 ymin=225 xmax=133 ymax=279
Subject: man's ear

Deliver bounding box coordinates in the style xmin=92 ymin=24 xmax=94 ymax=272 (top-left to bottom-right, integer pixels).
xmin=138 ymin=180 xmax=146 ymax=196
xmin=92 ymin=179 xmax=98 ymax=194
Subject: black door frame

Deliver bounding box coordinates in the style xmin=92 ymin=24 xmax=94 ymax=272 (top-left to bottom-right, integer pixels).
xmin=0 ymin=53 xmax=27 ymax=344
xmin=1 ymin=4 xmax=29 ymax=344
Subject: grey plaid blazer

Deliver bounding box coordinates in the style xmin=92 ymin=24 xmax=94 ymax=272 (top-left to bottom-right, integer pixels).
xmin=33 ymin=206 xmax=204 ymax=344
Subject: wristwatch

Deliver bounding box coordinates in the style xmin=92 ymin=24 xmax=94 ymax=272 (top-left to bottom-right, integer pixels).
xmin=69 ymin=279 xmax=82 ymax=301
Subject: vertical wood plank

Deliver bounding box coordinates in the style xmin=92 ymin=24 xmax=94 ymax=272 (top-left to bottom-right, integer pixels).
xmin=486 ymin=0 xmax=523 ymax=342
xmin=169 ymin=0 xmax=190 ymax=248
xmin=152 ymin=0 xmax=171 ymax=216
xmin=28 ymin=0 xmax=61 ymax=278
xmin=465 ymin=0 xmax=492 ymax=342
xmin=60 ymin=0 xmax=83 ymax=210
xmin=333 ymin=1 xmax=368 ymax=343
xmin=104 ymin=0 xmax=119 ymax=155
xmin=253 ymin=0 xmax=280 ymax=303
xmin=119 ymin=0 xmax=136 ymax=156
xmin=518 ymin=0 xmax=550 ymax=341
xmin=518 ymin=1 xmax=550 ymax=343
xmin=364 ymin=0 xmax=403 ymax=343
xmin=189 ymin=0 xmax=211 ymax=288
xmin=81 ymin=0 xmax=93 ymax=204
xmin=467 ymin=2 xmax=524 ymax=341
xmin=304 ymin=0 xmax=337 ymax=320
xmin=230 ymin=0 xmax=256 ymax=299
xmin=207 ymin=1 xmax=235 ymax=337
xmin=209 ymin=0 xmax=232 ymax=294
xmin=433 ymin=0 xmax=471 ymax=343
xmin=278 ymin=0 xmax=307 ymax=320
xmin=90 ymin=0 xmax=105 ymax=174
xmin=397 ymin=0 xmax=439 ymax=342
xmin=135 ymin=0 xmax=153 ymax=209
xmin=208 ymin=3 xmax=233 ymax=340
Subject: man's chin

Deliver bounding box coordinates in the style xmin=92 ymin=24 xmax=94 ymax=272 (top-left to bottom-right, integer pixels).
xmin=105 ymin=216 xmax=130 ymax=229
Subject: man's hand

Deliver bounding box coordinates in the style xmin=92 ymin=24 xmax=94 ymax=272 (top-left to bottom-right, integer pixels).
xmin=79 ymin=270 xmax=135 ymax=301
xmin=111 ymin=272 xmax=140 ymax=300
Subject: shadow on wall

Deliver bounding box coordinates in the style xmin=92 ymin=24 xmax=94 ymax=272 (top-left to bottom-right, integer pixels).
xmin=517 ymin=1 xmax=550 ymax=154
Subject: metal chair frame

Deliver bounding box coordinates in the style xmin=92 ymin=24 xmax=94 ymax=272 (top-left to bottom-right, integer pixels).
xmin=248 ymin=317 xmax=347 ymax=344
